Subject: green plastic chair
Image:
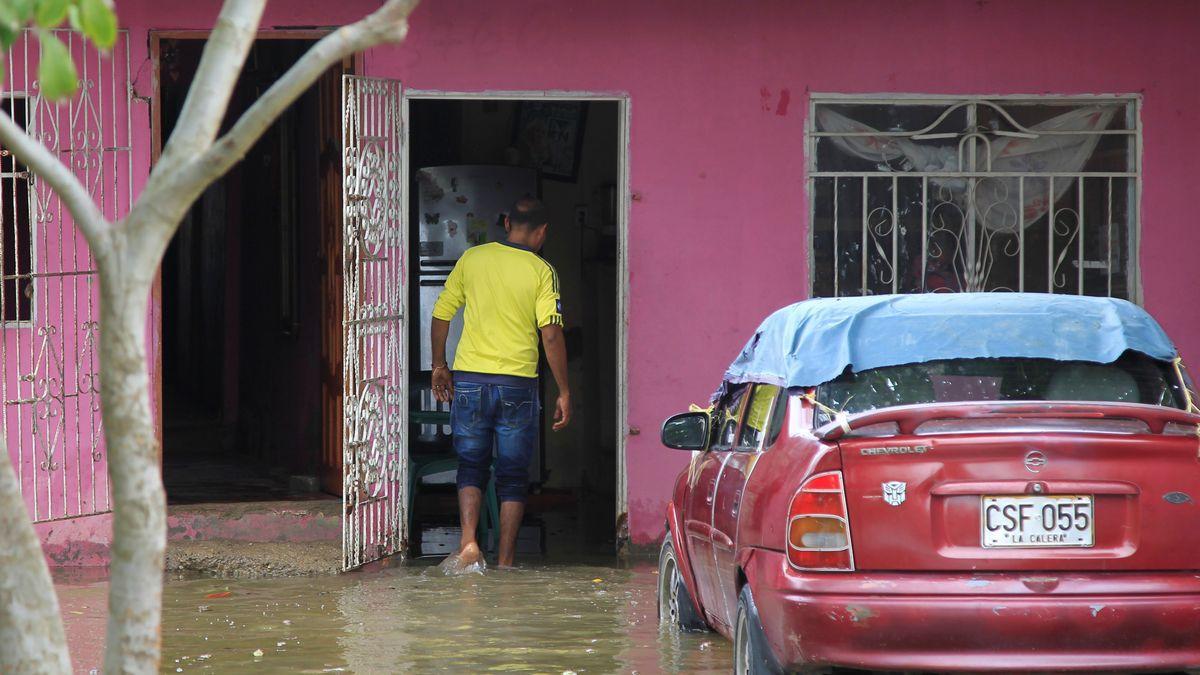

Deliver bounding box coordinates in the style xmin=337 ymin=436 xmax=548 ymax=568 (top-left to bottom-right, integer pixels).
xmin=408 ymin=410 xmax=501 ymax=553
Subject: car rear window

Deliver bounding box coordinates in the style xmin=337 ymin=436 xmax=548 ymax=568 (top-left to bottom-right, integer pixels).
xmin=814 ymin=350 xmax=1187 ymax=421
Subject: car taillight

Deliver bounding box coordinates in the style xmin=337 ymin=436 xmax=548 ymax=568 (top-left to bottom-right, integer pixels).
xmin=786 ymin=471 xmax=854 ymax=571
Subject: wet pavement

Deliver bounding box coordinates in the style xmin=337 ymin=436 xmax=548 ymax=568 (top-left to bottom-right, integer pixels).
xmin=57 ymin=558 xmax=731 ymax=673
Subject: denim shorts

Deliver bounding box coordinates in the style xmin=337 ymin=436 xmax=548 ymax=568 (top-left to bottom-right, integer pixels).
xmin=450 ymin=379 xmax=539 ymax=503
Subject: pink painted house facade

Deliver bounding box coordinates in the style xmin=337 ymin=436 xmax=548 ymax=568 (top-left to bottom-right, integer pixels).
xmin=5 ymin=0 xmax=1200 ymax=565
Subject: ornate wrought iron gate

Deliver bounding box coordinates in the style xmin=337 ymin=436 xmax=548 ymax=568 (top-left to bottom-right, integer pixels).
xmin=341 ymin=75 xmax=407 ymax=569
xmin=1 ymin=30 xmax=131 ymax=522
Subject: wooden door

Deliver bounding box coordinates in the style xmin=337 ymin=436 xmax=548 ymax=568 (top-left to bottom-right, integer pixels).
xmin=319 ymin=61 xmax=350 ymax=496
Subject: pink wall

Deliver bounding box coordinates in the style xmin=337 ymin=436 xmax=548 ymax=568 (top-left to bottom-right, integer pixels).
xmin=108 ymin=0 xmax=1200 ymax=549
xmin=35 ymin=513 xmax=113 ymax=566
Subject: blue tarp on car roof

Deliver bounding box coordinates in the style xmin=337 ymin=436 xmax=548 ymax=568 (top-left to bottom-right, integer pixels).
xmin=719 ymin=293 xmax=1178 ymax=394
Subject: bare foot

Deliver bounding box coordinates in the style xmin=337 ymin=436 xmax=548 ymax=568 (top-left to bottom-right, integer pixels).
xmin=459 ymin=541 xmax=483 ymax=564
xmin=438 ymin=542 xmax=486 ymax=576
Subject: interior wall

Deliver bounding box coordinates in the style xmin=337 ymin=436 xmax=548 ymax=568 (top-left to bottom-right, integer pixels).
xmin=161 ymin=40 xmax=226 ymax=430
xmin=162 ymin=40 xmax=325 ymax=480
xmin=537 ymin=102 xmax=620 ymax=497
xmin=231 ymin=41 xmax=325 ymax=477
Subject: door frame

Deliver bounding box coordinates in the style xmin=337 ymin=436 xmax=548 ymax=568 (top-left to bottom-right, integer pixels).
xmin=401 ymin=90 xmax=633 ymax=543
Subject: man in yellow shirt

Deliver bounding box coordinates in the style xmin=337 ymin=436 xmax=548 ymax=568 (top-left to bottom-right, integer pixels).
xmin=431 ymin=197 xmax=571 ymax=570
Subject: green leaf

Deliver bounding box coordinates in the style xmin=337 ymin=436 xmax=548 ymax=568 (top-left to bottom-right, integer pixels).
xmin=0 ymin=3 xmax=19 ymax=49
xmin=0 ymin=22 xmax=16 ymax=51
xmin=37 ymin=32 xmax=77 ymax=99
xmin=65 ymin=4 xmax=81 ymax=32
xmin=78 ymin=0 xmax=116 ymax=48
xmin=34 ymin=0 xmax=70 ymax=28
xmin=10 ymin=0 xmax=36 ymax=22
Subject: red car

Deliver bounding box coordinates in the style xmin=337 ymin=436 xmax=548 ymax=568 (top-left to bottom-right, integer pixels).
xmin=657 ymin=294 xmax=1200 ymax=673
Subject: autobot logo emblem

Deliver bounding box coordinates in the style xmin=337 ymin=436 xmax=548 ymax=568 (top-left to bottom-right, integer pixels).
xmin=1024 ymin=451 xmax=1048 ymax=473
xmin=882 ymin=481 xmax=906 ymax=507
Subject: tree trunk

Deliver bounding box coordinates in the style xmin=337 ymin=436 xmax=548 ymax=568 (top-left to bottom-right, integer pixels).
xmin=0 ymin=439 xmax=73 ymax=674
xmin=96 ymin=240 xmax=164 ymax=675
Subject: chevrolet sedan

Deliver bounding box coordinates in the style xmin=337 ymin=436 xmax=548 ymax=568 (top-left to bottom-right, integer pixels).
xmin=657 ymin=293 xmax=1200 ymax=673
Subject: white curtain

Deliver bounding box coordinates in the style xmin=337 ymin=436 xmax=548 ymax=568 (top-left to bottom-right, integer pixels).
xmin=816 ymin=105 xmax=1116 ymax=233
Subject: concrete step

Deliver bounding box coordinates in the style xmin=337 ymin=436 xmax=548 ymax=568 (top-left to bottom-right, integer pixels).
xmin=166 ymin=540 xmax=342 ymax=578
xmin=167 ymin=499 xmax=341 ymax=544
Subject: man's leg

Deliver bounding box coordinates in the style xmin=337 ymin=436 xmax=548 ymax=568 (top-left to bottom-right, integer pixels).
xmin=494 ymin=384 xmax=538 ymax=568
xmin=449 ymin=383 xmax=492 ymax=566
xmin=456 ymin=486 xmax=484 ymax=564
xmin=497 ymin=500 xmax=524 ymax=568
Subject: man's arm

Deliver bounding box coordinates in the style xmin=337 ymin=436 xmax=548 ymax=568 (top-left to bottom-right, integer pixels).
xmin=540 ymin=324 xmax=571 ymax=431
xmin=431 ymin=257 xmax=466 ymax=403
xmin=431 ymin=318 xmax=453 ymax=403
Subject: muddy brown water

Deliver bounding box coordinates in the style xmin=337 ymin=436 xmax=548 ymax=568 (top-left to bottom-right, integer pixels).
xmin=57 ymin=560 xmax=731 ymax=673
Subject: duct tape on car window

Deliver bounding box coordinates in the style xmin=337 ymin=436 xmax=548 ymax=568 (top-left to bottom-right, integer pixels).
xmin=1171 ymin=358 xmax=1200 ymax=459
xmin=1174 ymin=358 xmax=1200 ymax=415
xmin=802 ymin=391 xmax=851 ymax=436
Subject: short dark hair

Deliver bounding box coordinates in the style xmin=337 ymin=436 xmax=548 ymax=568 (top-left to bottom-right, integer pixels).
xmin=508 ymin=197 xmax=549 ymax=230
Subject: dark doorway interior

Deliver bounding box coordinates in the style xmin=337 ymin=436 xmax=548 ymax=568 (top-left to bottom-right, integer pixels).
xmin=407 ymin=98 xmax=621 ymax=557
xmin=159 ymin=39 xmax=344 ymax=504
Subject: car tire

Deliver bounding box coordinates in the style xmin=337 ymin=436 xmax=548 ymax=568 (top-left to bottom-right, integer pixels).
xmin=657 ymin=532 xmax=708 ymax=632
xmin=734 ymin=584 xmax=784 ymax=675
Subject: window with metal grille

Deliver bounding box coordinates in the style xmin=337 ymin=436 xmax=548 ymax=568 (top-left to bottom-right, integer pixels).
xmin=1 ymin=94 xmax=32 ymax=323
xmin=808 ymin=96 xmax=1140 ymax=300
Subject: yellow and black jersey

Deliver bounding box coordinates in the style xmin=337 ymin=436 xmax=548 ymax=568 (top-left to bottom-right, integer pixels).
xmin=432 ymin=241 xmax=563 ymax=379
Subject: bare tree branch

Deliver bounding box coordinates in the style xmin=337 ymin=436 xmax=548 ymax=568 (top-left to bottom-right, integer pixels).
xmin=0 ymin=1 xmax=420 ymax=671
xmin=97 ymin=266 xmax=163 ymax=674
xmin=0 ymin=111 xmax=108 ymax=243
xmin=154 ymin=0 xmax=267 ymax=171
xmin=132 ymin=0 xmax=419 ymax=263
xmin=0 ymin=437 xmax=72 ymax=673
xmin=197 ymin=0 xmax=418 ymax=176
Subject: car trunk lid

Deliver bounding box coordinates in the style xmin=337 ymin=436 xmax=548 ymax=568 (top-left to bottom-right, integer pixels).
xmin=830 ymin=403 xmax=1200 ymax=572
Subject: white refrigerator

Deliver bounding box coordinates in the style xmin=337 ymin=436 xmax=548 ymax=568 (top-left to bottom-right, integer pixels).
xmin=413 ymin=165 xmax=541 ymax=480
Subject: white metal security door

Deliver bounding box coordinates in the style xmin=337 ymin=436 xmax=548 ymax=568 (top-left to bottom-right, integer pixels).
xmin=341 ymin=75 xmax=407 ymax=570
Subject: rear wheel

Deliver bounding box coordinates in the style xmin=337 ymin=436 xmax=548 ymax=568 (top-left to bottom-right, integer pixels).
xmin=734 ymin=584 xmax=783 ymax=675
xmin=657 ymin=533 xmax=708 ymax=632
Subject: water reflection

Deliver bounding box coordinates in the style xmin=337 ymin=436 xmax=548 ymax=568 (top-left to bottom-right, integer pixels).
xmin=59 ymin=560 xmax=730 ymax=673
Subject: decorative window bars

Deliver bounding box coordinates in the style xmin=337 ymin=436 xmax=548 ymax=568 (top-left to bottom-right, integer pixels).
xmin=807 ymin=96 xmax=1140 ymax=300
xmin=1 ymin=30 xmax=132 ymax=522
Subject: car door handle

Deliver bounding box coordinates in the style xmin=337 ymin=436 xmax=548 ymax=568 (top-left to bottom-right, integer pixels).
xmin=706 ymin=479 xmax=716 ymax=504
xmin=731 ymin=489 xmax=742 ymax=516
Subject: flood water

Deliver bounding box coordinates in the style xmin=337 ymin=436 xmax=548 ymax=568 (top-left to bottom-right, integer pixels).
xmin=57 ymin=560 xmax=731 ymax=673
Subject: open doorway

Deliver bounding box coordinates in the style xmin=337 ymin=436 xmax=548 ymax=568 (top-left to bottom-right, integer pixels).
xmin=406 ymin=97 xmax=623 ymax=558
xmin=157 ymin=38 xmax=347 ymax=504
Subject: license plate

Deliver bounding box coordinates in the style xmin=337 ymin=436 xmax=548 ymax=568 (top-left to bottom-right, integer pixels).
xmin=981 ymin=495 xmax=1094 ymax=548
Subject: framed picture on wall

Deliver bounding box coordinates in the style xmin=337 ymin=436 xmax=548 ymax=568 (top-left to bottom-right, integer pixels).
xmin=512 ymin=101 xmax=588 ymax=182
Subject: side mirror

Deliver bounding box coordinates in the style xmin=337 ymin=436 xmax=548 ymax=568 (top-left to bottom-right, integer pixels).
xmin=661 ymin=411 xmax=710 ymax=451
